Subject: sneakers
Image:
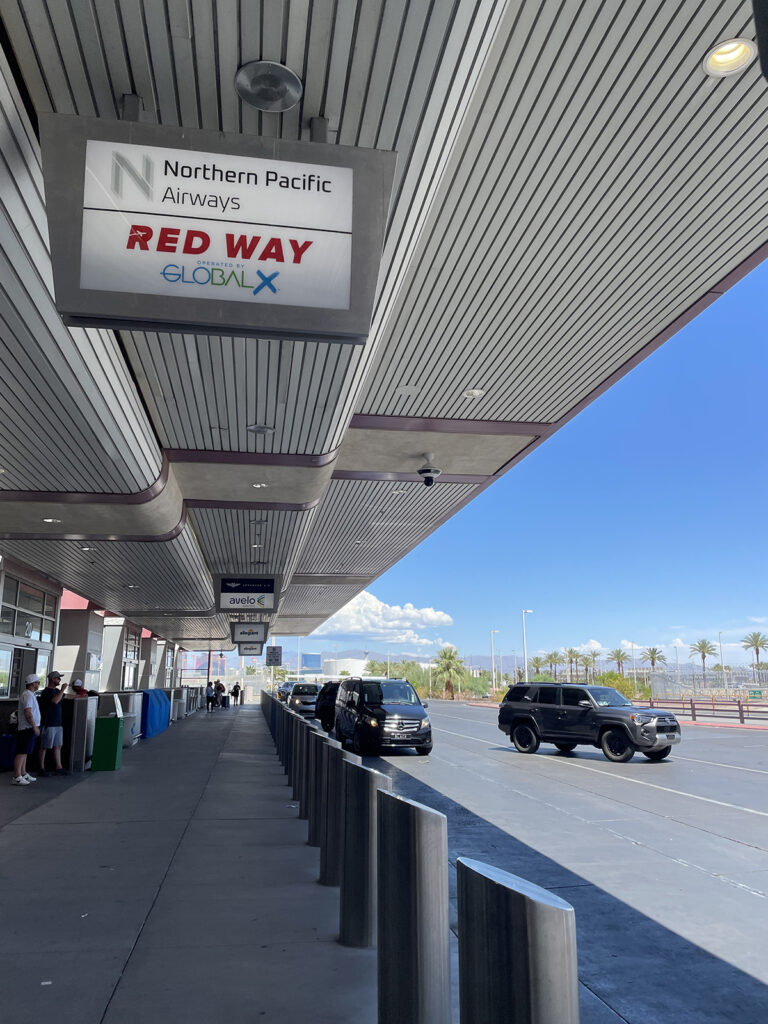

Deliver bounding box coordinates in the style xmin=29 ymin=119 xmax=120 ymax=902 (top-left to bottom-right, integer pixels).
xmin=23 ymin=773 xmax=37 ymax=782
xmin=11 ymin=775 xmax=30 ymax=785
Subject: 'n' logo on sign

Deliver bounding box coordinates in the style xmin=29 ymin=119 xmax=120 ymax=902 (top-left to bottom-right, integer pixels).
xmin=111 ymin=151 xmax=154 ymax=200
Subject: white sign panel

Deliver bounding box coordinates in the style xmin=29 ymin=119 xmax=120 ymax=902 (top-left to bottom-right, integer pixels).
xmin=266 ymin=646 xmax=282 ymax=667
xmin=81 ymin=141 xmax=352 ymax=310
xmin=231 ymin=622 xmax=268 ymax=644
xmin=219 ymin=577 xmax=276 ymax=611
xmin=239 ymin=643 xmax=263 ymax=657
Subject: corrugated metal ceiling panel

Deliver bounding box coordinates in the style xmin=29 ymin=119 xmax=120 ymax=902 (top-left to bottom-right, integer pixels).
xmin=188 ymin=506 xmax=316 ymax=581
xmin=0 ymin=525 xmax=214 ymax=611
xmin=296 ymin=478 xmax=478 ymax=576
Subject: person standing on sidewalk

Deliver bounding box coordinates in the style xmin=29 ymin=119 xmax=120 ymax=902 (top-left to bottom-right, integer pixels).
xmin=231 ymin=682 xmax=240 ymax=707
xmin=38 ymin=672 xmax=69 ymax=776
xmin=12 ymin=674 xmax=41 ymax=786
xmin=206 ymin=682 xmax=216 ymax=713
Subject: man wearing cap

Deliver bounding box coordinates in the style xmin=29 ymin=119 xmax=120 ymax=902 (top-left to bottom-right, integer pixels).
xmin=38 ymin=672 xmax=69 ymax=777
xmin=12 ymin=674 xmax=40 ymax=786
xmin=71 ymin=679 xmax=88 ymax=697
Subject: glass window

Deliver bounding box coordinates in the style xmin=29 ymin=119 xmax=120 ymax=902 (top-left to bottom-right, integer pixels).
xmin=2 ymin=576 xmax=18 ymax=605
xmin=15 ymin=612 xmax=41 ymax=641
xmin=535 ymin=686 xmax=558 ymax=705
xmin=44 ymin=594 xmax=56 ymax=618
xmin=17 ymin=583 xmax=44 ymax=615
xmin=123 ymin=631 xmax=140 ymax=661
xmin=36 ymin=650 xmax=50 ymax=681
xmin=0 ymin=647 xmax=11 ymax=698
xmin=563 ymin=688 xmax=590 ymax=707
xmin=41 ymin=620 xmax=53 ymax=644
xmin=0 ymin=605 xmax=14 ymax=635
xmin=506 ymin=685 xmax=531 ymax=702
xmin=122 ymin=662 xmax=136 ymax=690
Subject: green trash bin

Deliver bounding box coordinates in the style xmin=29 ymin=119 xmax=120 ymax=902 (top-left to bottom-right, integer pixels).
xmin=92 ymin=716 xmax=124 ymax=771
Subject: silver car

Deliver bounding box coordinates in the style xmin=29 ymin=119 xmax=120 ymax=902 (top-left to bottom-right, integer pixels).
xmin=288 ymin=683 xmax=320 ymax=717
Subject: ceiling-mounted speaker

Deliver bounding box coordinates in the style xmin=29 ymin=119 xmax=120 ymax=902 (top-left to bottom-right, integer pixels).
xmin=235 ymin=61 xmax=303 ymax=112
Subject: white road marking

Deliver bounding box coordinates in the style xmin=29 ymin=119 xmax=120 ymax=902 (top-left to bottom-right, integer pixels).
xmin=673 ymin=754 xmax=768 ymax=776
xmin=432 ymin=725 xmax=768 ymax=819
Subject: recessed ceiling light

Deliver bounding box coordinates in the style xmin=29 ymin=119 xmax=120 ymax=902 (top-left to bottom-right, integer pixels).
xmin=252 ymin=543 xmax=262 ymax=548
xmin=395 ymin=384 xmax=421 ymax=398
xmin=246 ymin=424 xmax=275 ymax=435
xmin=80 ymin=546 xmax=93 ymax=552
xmin=251 ymin=483 xmax=268 ymax=489
xmin=0 ymin=467 xmax=5 ymax=474
xmin=42 ymin=518 xmax=62 ymax=524
xmin=703 ymin=38 xmax=756 ymax=77
xmin=463 ymin=388 xmax=485 ymax=399
xmin=126 ymin=584 xmax=139 ymax=589
xmin=391 ymin=488 xmax=406 ymax=495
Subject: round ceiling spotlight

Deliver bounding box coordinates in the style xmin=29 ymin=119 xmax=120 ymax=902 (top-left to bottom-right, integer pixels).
xmin=235 ymin=61 xmax=303 ymax=112
xmin=703 ymin=38 xmax=756 ymax=77
xmin=463 ymin=388 xmax=486 ymax=399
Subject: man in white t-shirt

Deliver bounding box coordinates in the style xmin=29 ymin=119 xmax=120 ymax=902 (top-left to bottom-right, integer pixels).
xmin=12 ymin=674 xmax=41 ymax=786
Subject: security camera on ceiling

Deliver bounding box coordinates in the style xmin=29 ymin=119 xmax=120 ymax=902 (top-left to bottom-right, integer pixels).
xmin=417 ymin=453 xmax=442 ymax=488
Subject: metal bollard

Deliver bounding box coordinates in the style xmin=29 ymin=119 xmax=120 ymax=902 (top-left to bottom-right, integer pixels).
xmin=307 ymin=730 xmax=328 ymax=847
xmin=377 ymin=791 xmax=450 ymax=1024
xmin=293 ymin=718 xmax=308 ymax=804
xmin=457 ymin=857 xmax=579 ymax=1024
xmin=319 ymin=742 xmax=361 ymax=886
xmin=288 ymin=713 xmax=300 ymax=788
xmin=339 ymin=760 xmax=392 ymax=947
xmin=299 ymin=723 xmax=320 ymax=820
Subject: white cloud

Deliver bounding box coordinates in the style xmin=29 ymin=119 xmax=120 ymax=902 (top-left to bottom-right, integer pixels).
xmin=577 ymin=639 xmax=604 ymax=653
xmin=749 ymin=617 xmax=768 ymax=624
xmin=314 ymin=591 xmax=452 ymax=647
xmin=620 ymin=640 xmax=643 ymax=651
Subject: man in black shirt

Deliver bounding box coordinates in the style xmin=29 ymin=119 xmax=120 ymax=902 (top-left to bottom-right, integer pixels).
xmin=38 ymin=671 xmax=69 ymax=776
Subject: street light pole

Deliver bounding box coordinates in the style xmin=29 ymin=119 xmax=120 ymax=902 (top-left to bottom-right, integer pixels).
xmin=718 ymin=631 xmax=726 ymax=692
xmin=490 ymin=629 xmax=499 ymax=691
xmin=521 ymin=610 xmax=533 ymax=683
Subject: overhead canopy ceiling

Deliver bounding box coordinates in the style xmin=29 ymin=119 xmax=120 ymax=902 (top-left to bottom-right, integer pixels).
xmin=0 ymin=1 xmax=766 ymax=649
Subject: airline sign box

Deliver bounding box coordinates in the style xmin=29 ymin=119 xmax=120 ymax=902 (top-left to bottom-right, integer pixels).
xmin=231 ymin=622 xmax=268 ymax=644
xmin=39 ymin=114 xmax=396 ymax=341
xmin=218 ymin=576 xmax=276 ymax=611
xmin=239 ymin=643 xmax=264 ymax=657
xmin=266 ymin=646 xmax=282 ymax=667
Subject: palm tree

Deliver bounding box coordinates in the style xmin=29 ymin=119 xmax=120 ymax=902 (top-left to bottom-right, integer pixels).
xmin=608 ymin=648 xmax=629 ymax=676
xmin=581 ymin=652 xmax=598 ymax=682
xmin=547 ymin=651 xmax=565 ymax=680
xmin=564 ymin=648 xmax=580 ymax=683
xmin=741 ymin=632 xmax=768 ymax=668
xmin=433 ymin=646 xmax=464 ymax=700
xmin=689 ymin=639 xmax=717 ymax=685
xmin=530 ymin=655 xmax=547 ymax=677
xmin=640 ymin=647 xmax=667 ymax=671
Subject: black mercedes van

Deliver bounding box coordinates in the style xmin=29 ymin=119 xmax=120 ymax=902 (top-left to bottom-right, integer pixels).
xmin=334 ymin=677 xmax=432 ymax=756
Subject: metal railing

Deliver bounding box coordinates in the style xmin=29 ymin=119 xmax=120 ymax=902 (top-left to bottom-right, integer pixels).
xmin=633 ymin=696 xmax=768 ymax=724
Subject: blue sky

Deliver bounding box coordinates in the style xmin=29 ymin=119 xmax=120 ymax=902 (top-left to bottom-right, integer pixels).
xmin=306 ymin=260 xmax=767 ymax=666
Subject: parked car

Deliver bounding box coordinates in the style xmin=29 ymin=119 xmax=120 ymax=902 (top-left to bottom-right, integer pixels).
xmin=315 ymin=681 xmax=340 ymax=732
xmin=498 ymin=683 xmax=681 ymax=762
xmin=288 ymin=682 xmax=321 ymax=717
xmin=335 ymin=677 xmax=432 ymax=756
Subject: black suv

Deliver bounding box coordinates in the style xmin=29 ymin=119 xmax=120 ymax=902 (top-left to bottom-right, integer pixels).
xmin=498 ymin=683 xmax=681 ymax=762
xmin=315 ymin=681 xmax=340 ymax=732
xmin=335 ymin=677 xmax=432 ymax=756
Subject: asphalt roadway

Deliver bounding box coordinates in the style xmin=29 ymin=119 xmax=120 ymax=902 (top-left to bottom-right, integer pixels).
xmin=368 ymin=701 xmax=768 ymax=1024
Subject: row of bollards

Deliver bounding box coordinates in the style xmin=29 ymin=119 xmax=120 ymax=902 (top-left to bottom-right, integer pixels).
xmin=261 ymin=690 xmax=580 ymax=1024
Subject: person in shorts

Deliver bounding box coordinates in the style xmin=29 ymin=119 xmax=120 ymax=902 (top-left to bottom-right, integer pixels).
xmin=38 ymin=671 xmax=69 ymax=777
xmin=12 ymin=674 xmax=40 ymax=786
xmin=206 ymin=682 xmax=216 ymax=712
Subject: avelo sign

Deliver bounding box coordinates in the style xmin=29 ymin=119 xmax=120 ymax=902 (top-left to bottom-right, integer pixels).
xmin=39 ymin=115 xmax=395 ymax=341
xmin=219 ymin=577 xmax=275 ymax=611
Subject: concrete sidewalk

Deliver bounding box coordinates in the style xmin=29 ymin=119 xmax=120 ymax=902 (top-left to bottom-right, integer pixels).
xmin=1 ymin=706 xmax=376 ymax=1024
